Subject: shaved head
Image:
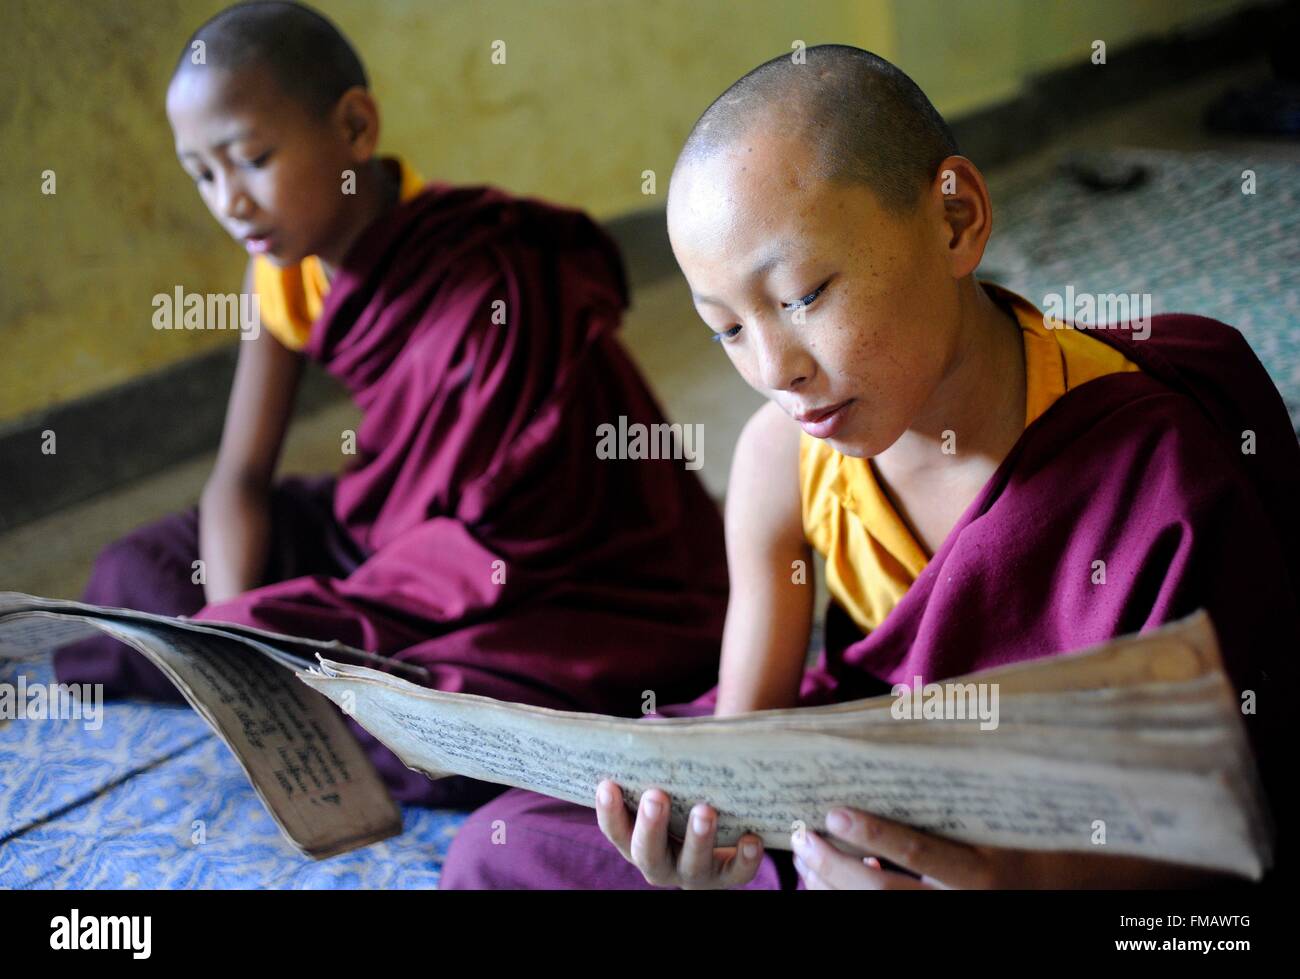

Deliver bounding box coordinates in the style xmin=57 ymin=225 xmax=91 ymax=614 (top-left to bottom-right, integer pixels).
xmin=677 ymin=45 xmax=957 ymax=214
xmin=173 ymin=1 xmax=367 ymax=117
xmin=667 ymin=47 xmax=1002 ymax=462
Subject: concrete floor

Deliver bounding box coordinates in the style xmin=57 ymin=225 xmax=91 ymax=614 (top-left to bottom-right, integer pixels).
xmin=1 ymin=59 xmax=1291 ymax=601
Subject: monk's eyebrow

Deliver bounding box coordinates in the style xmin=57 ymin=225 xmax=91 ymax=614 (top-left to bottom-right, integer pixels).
xmin=691 ymin=251 xmax=794 ymax=307
xmin=177 ymin=131 xmax=259 ymax=158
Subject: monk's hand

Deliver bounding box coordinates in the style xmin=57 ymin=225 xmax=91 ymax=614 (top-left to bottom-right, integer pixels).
xmin=594 ymin=780 xmax=765 ymax=890
xmin=791 ymin=808 xmax=997 ymax=889
xmin=793 ymin=808 xmax=1226 ymax=889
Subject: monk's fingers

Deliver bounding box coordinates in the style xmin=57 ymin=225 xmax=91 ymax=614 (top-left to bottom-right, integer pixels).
xmin=794 ymin=838 xmax=933 ymax=890
xmin=856 ymin=863 xmax=935 ymax=890
xmin=676 ymin=804 xmax=720 ymax=888
xmin=628 ymin=789 xmax=676 ymax=886
xmin=793 ymin=853 xmax=830 ymax=889
xmin=792 ymin=831 xmax=886 ymax=889
xmin=716 ymin=834 xmax=765 ymax=889
xmin=793 ymin=850 xmax=848 ymax=890
xmin=826 ymin=809 xmax=989 ymax=888
xmin=821 ymin=808 xmax=879 ymax=853
xmin=795 ymin=852 xmax=857 ymax=889
xmin=594 ymin=780 xmax=635 ymax=859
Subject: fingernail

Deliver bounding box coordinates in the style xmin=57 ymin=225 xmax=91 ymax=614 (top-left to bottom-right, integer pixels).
xmin=791 ymin=832 xmax=810 ymax=853
xmin=826 ymin=809 xmax=853 ymax=835
xmin=642 ymin=796 xmax=662 ymax=818
xmin=597 ymin=784 xmax=613 ymax=807
xmin=741 ymin=841 xmax=759 ymax=860
xmin=692 ymin=811 xmax=711 ymax=835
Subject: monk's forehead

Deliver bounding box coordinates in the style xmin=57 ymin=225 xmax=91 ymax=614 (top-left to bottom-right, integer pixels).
xmin=669 ymin=128 xmax=830 ymax=244
xmin=168 ymin=61 xmax=292 ymax=129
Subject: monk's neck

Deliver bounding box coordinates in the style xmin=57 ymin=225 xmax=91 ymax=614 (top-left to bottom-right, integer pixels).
xmin=317 ymin=157 xmax=401 ymax=279
xmin=875 ymin=279 xmax=1027 ymax=486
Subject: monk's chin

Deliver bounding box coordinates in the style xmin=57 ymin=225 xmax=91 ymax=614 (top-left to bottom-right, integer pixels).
xmin=259 ymin=250 xmax=302 ymax=269
xmin=820 ymin=421 xmax=904 ymax=459
xmin=820 ymin=433 xmax=875 ymax=458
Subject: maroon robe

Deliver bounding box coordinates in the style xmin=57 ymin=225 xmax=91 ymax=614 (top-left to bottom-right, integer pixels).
xmin=440 ymin=308 xmax=1299 ymax=888
xmin=55 ymin=184 xmax=729 ymax=806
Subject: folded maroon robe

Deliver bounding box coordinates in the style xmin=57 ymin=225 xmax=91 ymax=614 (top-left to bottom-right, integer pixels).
xmin=441 ymin=310 xmax=1299 ymax=888
xmin=55 ymin=184 xmax=728 ymax=806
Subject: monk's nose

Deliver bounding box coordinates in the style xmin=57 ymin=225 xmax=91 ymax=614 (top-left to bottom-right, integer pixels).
xmin=216 ymin=171 xmax=254 ymax=222
xmin=754 ymin=327 xmax=812 ymax=391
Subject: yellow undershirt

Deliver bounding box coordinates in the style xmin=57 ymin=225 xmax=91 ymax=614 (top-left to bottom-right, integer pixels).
xmin=251 ymin=156 xmax=425 ymax=351
xmin=800 ymin=282 xmax=1142 ymax=635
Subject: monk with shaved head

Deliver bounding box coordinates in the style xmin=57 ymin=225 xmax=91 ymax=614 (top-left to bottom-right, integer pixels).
xmin=55 ymin=1 xmax=731 ymax=808
xmin=442 ymin=45 xmax=1297 ymax=889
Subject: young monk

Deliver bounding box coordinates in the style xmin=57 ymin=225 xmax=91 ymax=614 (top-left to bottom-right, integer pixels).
xmin=53 ymin=0 xmax=728 ymax=806
xmin=440 ymin=45 xmax=1299 ymax=887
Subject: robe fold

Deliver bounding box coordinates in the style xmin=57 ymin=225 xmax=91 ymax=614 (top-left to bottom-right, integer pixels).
xmin=55 ymin=184 xmax=729 ymax=806
xmin=440 ymin=312 xmax=1299 ymax=888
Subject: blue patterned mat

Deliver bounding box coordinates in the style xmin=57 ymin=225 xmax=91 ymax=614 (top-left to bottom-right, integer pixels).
xmin=980 ymin=148 xmax=1300 ymax=430
xmin=0 ymin=658 xmax=465 ymax=888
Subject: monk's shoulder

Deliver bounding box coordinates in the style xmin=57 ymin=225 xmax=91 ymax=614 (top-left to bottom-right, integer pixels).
xmin=1027 ymin=372 xmax=1262 ymax=504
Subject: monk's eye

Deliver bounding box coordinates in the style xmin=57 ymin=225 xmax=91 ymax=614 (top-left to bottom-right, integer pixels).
xmin=241 ymin=150 xmax=273 ymax=170
xmin=710 ymin=324 xmax=743 ymax=344
xmin=189 ymin=169 xmax=213 ymax=184
xmin=782 ymin=281 xmax=829 ymax=312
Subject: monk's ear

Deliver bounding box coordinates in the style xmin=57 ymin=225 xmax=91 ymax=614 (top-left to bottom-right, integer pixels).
xmin=334 ymin=86 xmax=381 ymax=161
xmin=932 ymin=155 xmax=992 ymax=279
